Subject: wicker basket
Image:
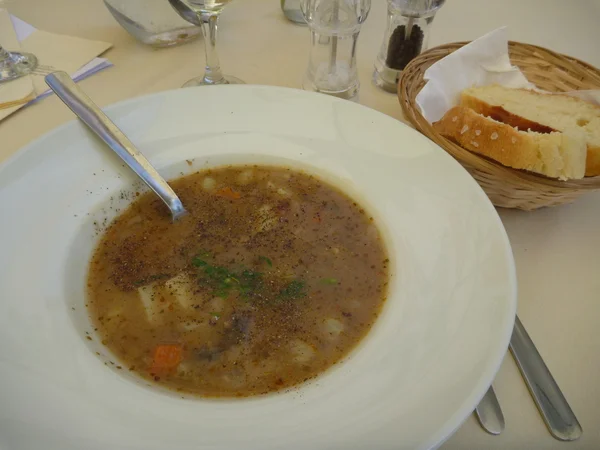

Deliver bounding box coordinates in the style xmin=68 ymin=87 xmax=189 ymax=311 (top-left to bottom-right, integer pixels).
xmin=399 ymin=41 xmax=600 ymax=210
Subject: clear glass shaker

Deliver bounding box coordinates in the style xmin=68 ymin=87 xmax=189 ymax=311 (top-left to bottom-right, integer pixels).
xmin=373 ymin=0 xmax=445 ymax=93
xmin=301 ymin=0 xmax=371 ymax=102
xmin=281 ymin=0 xmax=306 ymax=24
xmin=104 ymin=0 xmax=201 ymax=47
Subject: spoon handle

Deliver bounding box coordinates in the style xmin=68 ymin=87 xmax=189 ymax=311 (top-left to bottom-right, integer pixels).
xmin=45 ymin=71 xmax=186 ymax=221
xmin=474 ymin=385 xmax=505 ymax=435
xmin=509 ymin=315 xmax=582 ymax=441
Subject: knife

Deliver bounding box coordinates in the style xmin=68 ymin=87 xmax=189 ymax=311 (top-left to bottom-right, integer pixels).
xmin=509 ymin=315 xmax=582 ymax=441
xmin=475 ymin=385 xmax=505 ymax=435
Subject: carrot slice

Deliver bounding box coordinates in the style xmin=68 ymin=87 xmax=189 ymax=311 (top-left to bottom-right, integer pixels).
xmin=215 ymin=187 xmax=241 ymax=200
xmin=150 ymin=344 xmax=182 ymax=373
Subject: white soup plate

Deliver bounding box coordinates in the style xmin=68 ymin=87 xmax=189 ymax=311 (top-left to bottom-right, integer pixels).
xmin=0 ymin=85 xmax=516 ymax=450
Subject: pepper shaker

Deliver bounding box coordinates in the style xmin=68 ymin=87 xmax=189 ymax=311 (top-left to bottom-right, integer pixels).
xmin=373 ymin=0 xmax=445 ymax=93
xmin=301 ymin=0 xmax=371 ymax=102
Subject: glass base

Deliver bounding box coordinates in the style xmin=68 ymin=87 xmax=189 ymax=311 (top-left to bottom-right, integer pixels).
xmin=372 ymin=65 xmax=401 ymax=94
xmin=182 ymin=75 xmax=245 ymax=88
xmin=0 ymin=51 xmax=38 ymax=83
xmin=302 ymin=80 xmax=360 ymax=102
xmin=103 ymin=1 xmax=201 ymax=48
xmin=282 ymin=9 xmax=306 ymax=24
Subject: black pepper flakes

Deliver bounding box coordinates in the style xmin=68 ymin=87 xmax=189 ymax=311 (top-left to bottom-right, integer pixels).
xmin=386 ymin=24 xmax=424 ymax=70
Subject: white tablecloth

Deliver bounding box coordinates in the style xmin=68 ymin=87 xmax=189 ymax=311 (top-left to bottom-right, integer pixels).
xmin=2 ymin=1 xmax=599 ymax=448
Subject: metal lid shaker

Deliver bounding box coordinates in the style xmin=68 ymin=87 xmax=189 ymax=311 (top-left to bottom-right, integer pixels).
xmin=373 ymin=0 xmax=445 ymax=93
xmin=301 ymin=0 xmax=371 ymax=102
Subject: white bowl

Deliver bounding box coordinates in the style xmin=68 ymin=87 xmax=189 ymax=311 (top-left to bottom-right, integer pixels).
xmin=0 ymin=85 xmax=516 ymax=450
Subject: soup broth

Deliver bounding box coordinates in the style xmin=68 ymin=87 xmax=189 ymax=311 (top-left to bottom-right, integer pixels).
xmin=87 ymin=165 xmax=389 ymax=397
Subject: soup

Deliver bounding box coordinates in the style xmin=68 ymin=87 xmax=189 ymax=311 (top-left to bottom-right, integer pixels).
xmin=87 ymin=165 xmax=389 ymax=397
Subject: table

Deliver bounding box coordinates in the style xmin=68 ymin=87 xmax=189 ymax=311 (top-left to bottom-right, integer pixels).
xmin=3 ymin=1 xmax=600 ymax=448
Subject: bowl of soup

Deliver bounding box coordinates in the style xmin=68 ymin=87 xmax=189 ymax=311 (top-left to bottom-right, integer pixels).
xmin=89 ymin=165 xmax=389 ymax=397
xmin=0 ymin=85 xmax=516 ymax=449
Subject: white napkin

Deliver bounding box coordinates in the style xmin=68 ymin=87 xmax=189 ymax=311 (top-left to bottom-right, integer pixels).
xmin=10 ymin=14 xmax=113 ymax=101
xmin=416 ymin=28 xmax=534 ymax=123
xmin=415 ymin=27 xmax=600 ymax=124
xmin=0 ymin=11 xmax=113 ymax=121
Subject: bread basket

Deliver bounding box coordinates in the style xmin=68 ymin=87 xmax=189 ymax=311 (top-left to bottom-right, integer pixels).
xmin=399 ymin=41 xmax=600 ymax=210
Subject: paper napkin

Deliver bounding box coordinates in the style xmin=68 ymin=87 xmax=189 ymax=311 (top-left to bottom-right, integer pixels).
xmin=415 ymin=27 xmax=600 ymax=124
xmin=0 ymin=9 xmax=113 ymax=121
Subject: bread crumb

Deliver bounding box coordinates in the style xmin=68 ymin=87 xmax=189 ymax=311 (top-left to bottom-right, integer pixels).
xmin=501 ymin=148 xmax=505 ymax=152
xmin=460 ymin=125 xmax=469 ymax=134
xmin=491 ymin=132 xmax=499 ymax=140
xmin=452 ymin=116 xmax=458 ymax=122
xmin=511 ymin=137 xmax=517 ymax=144
xmin=475 ymin=130 xmax=481 ymax=136
xmin=471 ymin=141 xmax=479 ymax=148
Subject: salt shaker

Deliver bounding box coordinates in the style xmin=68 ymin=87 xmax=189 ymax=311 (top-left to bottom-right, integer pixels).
xmin=301 ymin=0 xmax=371 ymax=102
xmin=373 ymin=0 xmax=445 ymax=93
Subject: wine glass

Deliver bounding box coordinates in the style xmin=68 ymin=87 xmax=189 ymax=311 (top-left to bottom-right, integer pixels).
xmin=0 ymin=0 xmax=38 ymax=83
xmin=175 ymin=0 xmax=243 ymax=87
xmin=0 ymin=45 xmax=37 ymax=83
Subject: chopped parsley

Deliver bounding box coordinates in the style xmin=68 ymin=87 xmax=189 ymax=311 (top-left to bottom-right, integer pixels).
xmin=192 ymin=249 xmax=211 ymax=267
xmin=279 ymin=280 xmax=307 ymax=300
xmin=196 ymin=261 xmax=263 ymax=299
xmin=192 ymin=255 xmax=307 ymax=301
xmin=192 ymin=257 xmax=208 ymax=267
xmin=258 ymin=255 xmax=273 ymax=267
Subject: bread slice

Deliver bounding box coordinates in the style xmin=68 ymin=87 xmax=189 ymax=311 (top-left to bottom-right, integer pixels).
xmin=461 ymin=85 xmax=600 ymax=176
xmin=433 ymin=106 xmax=587 ymax=180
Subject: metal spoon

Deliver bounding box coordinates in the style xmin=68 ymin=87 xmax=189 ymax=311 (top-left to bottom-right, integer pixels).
xmin=510 ymin=315 xmax=582 ymax=441
xmin=45 ymin=71 xmax=187 ymax=221
xmin=474 ymin=385 xmax=505 ymax=435
xmin=168 ymin=0 xmax=201 ymax=26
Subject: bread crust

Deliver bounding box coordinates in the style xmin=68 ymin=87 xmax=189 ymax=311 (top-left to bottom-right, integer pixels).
xmin=586 ymin=145 xmax=600 ymax=176
xmin=461 ymin=90 xmax=600 ymax=177
xmin=433 ymin=106 xmax=544 ymax=173
xmin=461 ymin=95 xmax=556 ymax=134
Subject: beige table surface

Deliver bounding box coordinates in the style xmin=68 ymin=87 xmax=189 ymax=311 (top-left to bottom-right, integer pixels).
xmin=2 ymin=0 xmax=600 ymax=448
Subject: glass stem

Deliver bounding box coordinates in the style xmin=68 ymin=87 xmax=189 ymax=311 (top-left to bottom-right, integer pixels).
xmin=0 ymin=45 xmax=12 ymax=63
xmin=198 ymin=12 xmax=224 ymax=84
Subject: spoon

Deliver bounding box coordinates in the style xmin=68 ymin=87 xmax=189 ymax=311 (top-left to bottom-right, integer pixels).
xmin=168 ymin=0 xmax=201 ymax=26
xmin=45 ymin=71 xmax=187 ymax=221
xmin=510 ymin=315 xmax=582 ymax=441
xmin=474 ymin=385 xmax=505 ymax=435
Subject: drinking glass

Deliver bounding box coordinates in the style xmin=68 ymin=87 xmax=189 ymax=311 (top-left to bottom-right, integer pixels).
xmin=281 ymin=0 xmax=305 ymax=24
xmin=0 ymin=45 xmax=37 ymax=83
xmin=104 ymin=0 xmax=201 ymax=47
xmin=0 ymin=0 xmax=38 ymax=83
xmin=178 ymin=0 xmax=244 ymax=87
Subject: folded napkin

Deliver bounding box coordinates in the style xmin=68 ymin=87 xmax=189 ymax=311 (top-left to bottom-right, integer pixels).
xmin=0 ymin=9 xmax=113 ymax=121
xmin=415 ymin=27 xmax=600 ymax=123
